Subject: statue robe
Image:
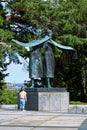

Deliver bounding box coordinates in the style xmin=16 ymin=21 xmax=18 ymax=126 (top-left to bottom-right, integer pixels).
xmin=29 ymin=47 xmax=43 ymax=79
xmin=43 ymin=43 xmax=55 ymax=78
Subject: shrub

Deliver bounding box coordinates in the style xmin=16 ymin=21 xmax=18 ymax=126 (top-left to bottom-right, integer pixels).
xmin=0 ymin=88 xmax=18 ymax=104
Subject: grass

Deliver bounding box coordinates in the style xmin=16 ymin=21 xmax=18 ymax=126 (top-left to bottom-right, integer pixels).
xmin=70 ymin=101 xmax=87 ymax=105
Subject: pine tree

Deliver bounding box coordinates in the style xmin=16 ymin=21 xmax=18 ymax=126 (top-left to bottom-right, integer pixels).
xmin=0 ymin=0 xmax=87 ymax=101
xmin=0 ymin=2 xmax=14 ymax=94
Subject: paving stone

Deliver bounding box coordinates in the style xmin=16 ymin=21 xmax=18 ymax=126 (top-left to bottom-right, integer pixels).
xmin=0 ymin=108 xmax=87 ymax=130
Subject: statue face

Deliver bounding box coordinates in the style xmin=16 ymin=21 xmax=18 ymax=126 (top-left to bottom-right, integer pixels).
xmin=47 ymin=30 xmax=52 ymax=38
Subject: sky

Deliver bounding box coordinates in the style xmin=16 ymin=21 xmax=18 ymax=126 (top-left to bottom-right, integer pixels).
xmin=5 ymin=56 xmax=29 ymax=83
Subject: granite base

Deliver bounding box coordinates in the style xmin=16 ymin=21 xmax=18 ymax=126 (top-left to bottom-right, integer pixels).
xmin=25 ymin=88 xmax=69 ymax=112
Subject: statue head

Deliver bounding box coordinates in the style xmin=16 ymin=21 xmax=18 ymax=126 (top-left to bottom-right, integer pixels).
xmin=46 ymin=30 xmax=52 ymax=38
xmin=36 ymin=29 xmax=42 ymax=39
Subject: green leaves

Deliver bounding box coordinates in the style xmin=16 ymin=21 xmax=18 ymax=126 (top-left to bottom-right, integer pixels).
xmin=0 ymin=29 xmax=14 ymax=42
xmin=0 ymin=0 xmax=87 ymax=102
xmin=58 ymin=34 xmax=87 ymax=47
xmin=0 ymin=16 xmax=4 ymax=26
xmin=0 ymin=88 xmax=18 ymax=104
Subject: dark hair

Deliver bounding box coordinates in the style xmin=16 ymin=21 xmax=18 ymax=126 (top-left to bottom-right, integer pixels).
xmin=20 ymin=86 xmax=25 ymax=91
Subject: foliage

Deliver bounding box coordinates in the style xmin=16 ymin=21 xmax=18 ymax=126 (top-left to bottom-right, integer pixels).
xmin=70 ymin=101 xmax=87 ymax=105
xmin=0 ymin=2 xmax=14 ymax=82
xmin=0 ymin=80 xmax=6 ymax=91
xmin=0 ymin=80 xmax=18 ymax=104
xmin=0 ymin=2 xmax=20 ymax=105
xmin=0 ymin=88 xmax=18 ymax=104
xmin=0 ymin=0 xmax=87 ymax=102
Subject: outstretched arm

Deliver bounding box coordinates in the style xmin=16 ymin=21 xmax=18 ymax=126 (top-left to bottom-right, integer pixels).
xmin=50 ymin=39 xmax=78 ymax=59
xmin=12 ymin=36 xmax=50 ymax=47
xmin=50 ymin=39 xmax=75 ymax=50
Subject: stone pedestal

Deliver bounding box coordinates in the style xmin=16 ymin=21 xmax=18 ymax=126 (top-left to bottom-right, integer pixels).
xmin=25 ymin=88 xmax=69 ymax=112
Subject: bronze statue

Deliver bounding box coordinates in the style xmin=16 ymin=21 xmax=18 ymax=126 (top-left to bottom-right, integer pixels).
xmin=29 ymin=46 xmax=43 ymax=88
xmin=12 ymin=29 xmax=77 ymax=88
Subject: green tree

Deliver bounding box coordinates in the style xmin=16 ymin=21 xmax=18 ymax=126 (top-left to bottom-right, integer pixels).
xmin=0 ymin=2 xmax=15 ymax=103
xmin=0 ymin=2 xmax=14 ymax=79
xmin=0 ymin=0 xmax=87 ymax=101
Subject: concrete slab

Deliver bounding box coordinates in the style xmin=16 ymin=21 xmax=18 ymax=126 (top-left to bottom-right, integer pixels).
xmin=0 ymin=108 xmax=87 ymax=130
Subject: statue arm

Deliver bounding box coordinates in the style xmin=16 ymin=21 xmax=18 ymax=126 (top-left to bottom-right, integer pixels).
xmin=12 ymin=36 xmax=50 ymax=47
xmin=12 ymin=39 xmax=29 ymax=47
xmin=50 ymin=39 xmax=78 ymax=59
xmin=50 ymin=39 xmax=75 ymax=50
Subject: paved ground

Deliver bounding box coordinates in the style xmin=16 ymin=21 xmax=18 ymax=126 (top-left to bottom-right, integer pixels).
xmin=0 ymin=108 xmax=87 ymax=130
